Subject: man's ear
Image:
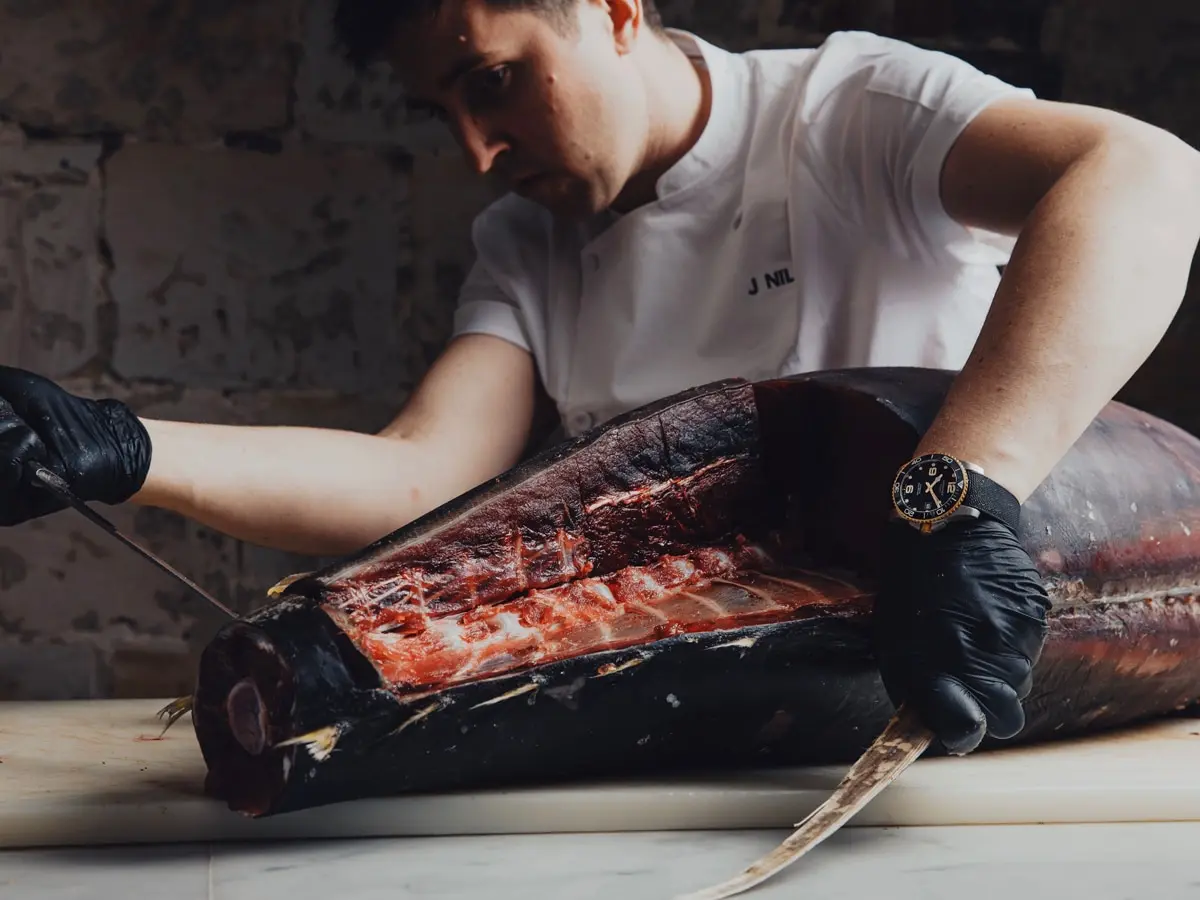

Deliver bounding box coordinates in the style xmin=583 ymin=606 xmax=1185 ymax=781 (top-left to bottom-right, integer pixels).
xmin=598 ymin=0 xmax=644 ymax=53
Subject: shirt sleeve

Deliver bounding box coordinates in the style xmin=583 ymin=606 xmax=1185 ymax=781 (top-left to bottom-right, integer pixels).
xmin=794 ymin=31 xmax=1035 ymax=267
xmin=448 ymin=195 xmax=547 ymax=354
xmin=450 ymin=256 xmax=533 ymax=353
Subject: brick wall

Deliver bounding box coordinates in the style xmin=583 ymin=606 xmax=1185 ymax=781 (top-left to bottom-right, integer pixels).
xmin=0 ymin=0 xmax=1196 ymax=700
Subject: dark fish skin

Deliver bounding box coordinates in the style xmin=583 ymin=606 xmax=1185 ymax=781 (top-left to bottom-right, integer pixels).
xmin=192 ymin=368 xmax=1200 ymax=817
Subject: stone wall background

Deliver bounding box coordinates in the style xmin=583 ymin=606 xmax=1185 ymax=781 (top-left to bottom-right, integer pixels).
xmin=0 ymin=0 xmax=1196 ymax=700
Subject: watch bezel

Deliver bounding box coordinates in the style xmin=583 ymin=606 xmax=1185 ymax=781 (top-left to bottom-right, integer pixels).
xmin=891 ymin=453 xmax=971 ymax=529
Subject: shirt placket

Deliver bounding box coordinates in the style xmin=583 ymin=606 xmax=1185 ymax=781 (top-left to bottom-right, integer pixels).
xmin=561 ymin=220 xmax=634 ymax=435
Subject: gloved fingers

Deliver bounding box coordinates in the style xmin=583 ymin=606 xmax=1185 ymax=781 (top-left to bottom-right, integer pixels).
xmin=872 ymin=605 xmax=928 ymax=708
xmin=0 ymin=453 xmax=20 ymax=496
xmin=1011 ymin=658 xmax=1035 ymax=701
xmin=0 ymin=366 xmax=150 ymax=507
xmin=0 ymin=426 xmax=21 ymax=496
xmin=919 ymin=599 xmax=1045 ymax=693
xmin=0 ymin=490 xmax=68 ymax=526
xmin=0 ymin=457 xmax=70 ymax=524
xmin=0 ymin=365 xmax=50 ymax=420
xmin=970 ymin=675 xmax=1026 ymax=741
xmin=0 ymin=401 xmax=44 ymax=487
xmin=909 ymin=673 xmax=987 ymax=756
xmin=966 ymin=635 xmax=1035 ymax=700
xmin=998 ymin=606 xmax=1050 ymax=667
xmin=0 ymin=398 xmax=68 ymax=526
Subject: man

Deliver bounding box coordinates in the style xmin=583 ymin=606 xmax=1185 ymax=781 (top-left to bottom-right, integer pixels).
xmin=2 ymin=0 xmax=1198 ymax=757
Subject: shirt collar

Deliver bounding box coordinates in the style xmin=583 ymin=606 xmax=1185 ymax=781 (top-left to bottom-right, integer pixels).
xmin=653 ymin=29 xmax=743 ymax=201
xmin=573 ymin=30 xmax=743 ymax=240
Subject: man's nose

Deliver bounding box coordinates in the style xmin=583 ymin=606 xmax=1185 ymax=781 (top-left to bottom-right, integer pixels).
xmin=456 ymin=115 xmax=509 ymax=176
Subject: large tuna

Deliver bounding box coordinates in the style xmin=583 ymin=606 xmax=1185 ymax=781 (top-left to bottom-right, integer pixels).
xmin=188 ymin=367 xmax=1200 ymax=827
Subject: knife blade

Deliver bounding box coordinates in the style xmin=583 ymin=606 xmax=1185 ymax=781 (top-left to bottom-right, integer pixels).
xmin=25 ymin=461 xmax=238 ymax=620
xmin=676 ymin=703 xmax=934 ymax=899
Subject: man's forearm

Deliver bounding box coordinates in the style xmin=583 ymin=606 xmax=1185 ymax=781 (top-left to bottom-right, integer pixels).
xmin=123 ymin=334 xmax=539 ymax=558
xmin=132 ymin=418 xmax=476 ymax=556
xmin=918 ymin=130 xmax=1200 ymax=502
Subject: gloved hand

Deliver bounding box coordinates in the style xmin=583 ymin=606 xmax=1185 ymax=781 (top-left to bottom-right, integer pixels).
xmin=873 ymin=515 xmax=1051 ymax=755
xmin=0 ymin=365 xmax=151 ymax=526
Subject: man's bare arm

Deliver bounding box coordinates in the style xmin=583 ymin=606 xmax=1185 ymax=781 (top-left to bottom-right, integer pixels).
xmin=132 ymin=334 xmax=538 ymax=556
xmin=917 ymin=97 xmax=1200 ymax=500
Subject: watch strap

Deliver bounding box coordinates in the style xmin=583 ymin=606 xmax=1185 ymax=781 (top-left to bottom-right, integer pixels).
xmin=965 ymin=469 xmax=1021 ymax=532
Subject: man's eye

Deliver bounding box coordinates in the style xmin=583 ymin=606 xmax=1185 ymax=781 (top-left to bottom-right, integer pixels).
xmin=467 ymin=65 xmax=512 ymax=106
xmin=481 ymin=65 xmax=511 ymax=90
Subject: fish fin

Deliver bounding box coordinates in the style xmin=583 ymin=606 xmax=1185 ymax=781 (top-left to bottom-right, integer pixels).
xmin=469 ymin=681 xmax=539 ymax=709
xmin=389 ymin=701 xmax=441 ymax=736
xmin=274 ymin=724 xmax=345 ymax=762
xmin=267 ymin=571 xmax=313 ymax=598
xmin=675 ymin=704 xmax=933 ymax=900
xmin=154 ymin=696 xmax=194 ymax=738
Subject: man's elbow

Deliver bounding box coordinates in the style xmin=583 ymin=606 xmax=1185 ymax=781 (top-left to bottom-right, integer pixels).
xmin=1096 ymin=116 xmax=1200 ymax=230
xmin=1157 ymin=136 xmax=1200 ymax=228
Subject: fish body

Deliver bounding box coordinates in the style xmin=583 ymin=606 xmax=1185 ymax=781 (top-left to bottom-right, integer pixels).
xmin=192 ymin=368 xmax=1200 ymax=817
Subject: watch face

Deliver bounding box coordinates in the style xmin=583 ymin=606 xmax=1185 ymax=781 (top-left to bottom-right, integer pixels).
xmin=892 ymin=454 xmax=968 ymax=523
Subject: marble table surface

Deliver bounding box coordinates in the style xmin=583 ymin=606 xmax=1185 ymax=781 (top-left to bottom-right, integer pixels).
xmin=4 ymin=821 xmax=1200 ymax=900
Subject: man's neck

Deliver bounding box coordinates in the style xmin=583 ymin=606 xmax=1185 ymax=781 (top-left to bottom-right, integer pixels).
xmin=610 ymin=32 xmax=713 ymax=214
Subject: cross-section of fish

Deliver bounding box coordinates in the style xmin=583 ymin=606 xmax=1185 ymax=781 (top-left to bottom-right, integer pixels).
xmin=190 ymin=368 xmax=1200 ymax=817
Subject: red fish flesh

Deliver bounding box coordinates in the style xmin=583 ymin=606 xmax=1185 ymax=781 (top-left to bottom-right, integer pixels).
xmin=190 ymin=367 xmax=1200 ymax=817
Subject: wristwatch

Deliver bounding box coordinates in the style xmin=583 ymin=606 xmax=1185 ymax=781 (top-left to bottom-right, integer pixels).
xmin=890 ymin=453 xmax=1020 ymax=534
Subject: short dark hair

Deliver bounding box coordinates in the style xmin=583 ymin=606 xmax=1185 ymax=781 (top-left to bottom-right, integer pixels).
xmin=333 ymin=0 xmax=663 ymax=69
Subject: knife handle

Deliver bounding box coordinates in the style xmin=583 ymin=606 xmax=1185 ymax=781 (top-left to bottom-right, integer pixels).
xmin=25 ymin=461 xmax=118 ymax=536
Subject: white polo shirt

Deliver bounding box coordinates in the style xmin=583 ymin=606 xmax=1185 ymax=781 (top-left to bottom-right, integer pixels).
xmin=451 ymin=29 xmax=1032 ymax=437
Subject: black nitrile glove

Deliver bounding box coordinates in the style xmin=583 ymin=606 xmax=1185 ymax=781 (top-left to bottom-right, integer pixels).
xmin=873 ymin=516 xmax=1051 ymax=755
xmin=0 ymin=365 xmax=151 ymax=526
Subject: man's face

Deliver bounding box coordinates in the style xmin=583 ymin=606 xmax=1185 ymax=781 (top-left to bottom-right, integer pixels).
xmin=388 ymin=0 xmax=651 ymax=219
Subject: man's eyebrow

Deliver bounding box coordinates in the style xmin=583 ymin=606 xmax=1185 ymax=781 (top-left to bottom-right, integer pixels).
xmin=438 ymin=53 xmax=487 ymax=90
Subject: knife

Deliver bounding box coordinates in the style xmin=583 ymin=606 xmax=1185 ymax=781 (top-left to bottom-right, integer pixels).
xmin=25 ymin=461 xmax=238 ymax=620
xmin=677 ymin=704 xmax=933 ymax=899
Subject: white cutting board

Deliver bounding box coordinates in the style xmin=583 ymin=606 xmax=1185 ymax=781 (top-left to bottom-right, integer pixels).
xmin=1 ymin=699 xmax=1198 ymax=850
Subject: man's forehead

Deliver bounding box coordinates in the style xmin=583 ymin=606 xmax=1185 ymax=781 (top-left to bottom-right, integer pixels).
xmin=385 ymin=1 xmax=474 ymax=60
xmin=385 ymin=0 xmax=530 ymax=82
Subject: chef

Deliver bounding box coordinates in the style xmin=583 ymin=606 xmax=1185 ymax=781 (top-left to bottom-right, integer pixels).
xmin=2 ymin=0 xmax=1199 ymax=757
